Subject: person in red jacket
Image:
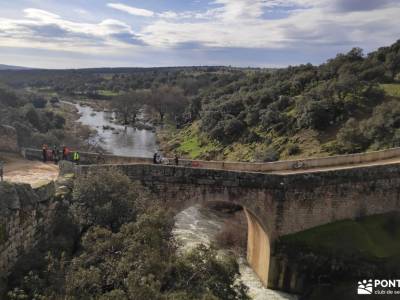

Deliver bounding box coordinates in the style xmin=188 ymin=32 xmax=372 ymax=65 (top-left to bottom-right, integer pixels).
xmin=42 ymin=144 xmax=48 ymax=162
xmin=62 ymin=146 xmax=70 ymax=161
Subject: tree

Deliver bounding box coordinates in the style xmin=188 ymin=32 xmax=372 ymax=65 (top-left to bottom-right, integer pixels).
xmin=385 ymin=52 xmax=400 ymax=79
xmin=147 ymin=85 xmax=188 ymax=122
xmin=112 ymin=90 xmax=147 ymax=125
xmin=336 ymin=118 xmax=368 ymax=153
xmin=30 ymin=96 xmax=47 ymax=109
xmin=25 ymin=106 xmax=41 ymax=130
xmin=72 ymin=168 xmax=140 ymax=231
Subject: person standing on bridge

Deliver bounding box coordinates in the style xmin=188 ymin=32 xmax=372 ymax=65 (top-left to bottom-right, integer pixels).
xmin=153 ymin=152 xmax=158 ymax=164
xmin=73 ymin=151 xmax=80 ymax=165
xmin=42 ymin=144 xmax=48 ymax=162
xmin=174 ymin=154 xmax=179 ymax=166
xmin=0 ymin=160 xmax=4 ymax=182
xmin=53 ymin=146 xmax=60 ymax=164
xmin=62 ymin=146 xmax=70 ymax=161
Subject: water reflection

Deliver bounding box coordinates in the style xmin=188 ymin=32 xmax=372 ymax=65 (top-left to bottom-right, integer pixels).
xmin=74 ymin=102 xmax=158 ymax=157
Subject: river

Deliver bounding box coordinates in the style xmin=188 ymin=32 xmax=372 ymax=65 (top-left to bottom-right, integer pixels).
xmin=174 ymin=206 xmax=297 ymax=300
xmin=74 ymin=102 xmax=158 ymax=157
xmin=71 ymin=101 xmax=297 ymax=300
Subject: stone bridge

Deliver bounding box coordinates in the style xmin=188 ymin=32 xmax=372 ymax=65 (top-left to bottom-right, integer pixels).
xmin=21 ymin=148 xmax=400 ymax=289
xmin=75 ymin=162 xmax=400 ymax=289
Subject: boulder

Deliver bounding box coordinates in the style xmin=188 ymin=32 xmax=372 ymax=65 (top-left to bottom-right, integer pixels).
xmin=0 ymin=125 xmax=18 ymax=152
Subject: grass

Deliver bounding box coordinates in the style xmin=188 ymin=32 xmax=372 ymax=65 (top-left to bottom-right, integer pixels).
xmin=381 ymin=83 xmax=400 ymax=98
xmin=96 ymin=90 xmax=121 ymax=97
xmin=179 ymin=136 xmax=204 ymax=158
xmin=280 ymin=213 xmax=400 ymax=260
xmin=160 ymin=121 xmax=222 ymax=159
xmin=177 ymin=127 xmax=221 ymax=159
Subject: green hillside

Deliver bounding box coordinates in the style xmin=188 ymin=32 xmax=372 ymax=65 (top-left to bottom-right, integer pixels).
xmin=381 ymin=83 xmax=400 ymax=98
xmin=159 ymin=41 xmax=400 ymax=161
xmin=280 ymin=213 xmax=400 ymax=260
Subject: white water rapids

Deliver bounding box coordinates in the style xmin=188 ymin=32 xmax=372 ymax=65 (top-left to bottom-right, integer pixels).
xmin=173 ymin=206 xmax=298 ymax=300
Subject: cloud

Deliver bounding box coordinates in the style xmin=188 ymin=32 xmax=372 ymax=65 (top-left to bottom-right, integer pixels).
xmin=0 ymin=8 xmax=144 ymax=53
xmin=331 ymin=0 xmax=395 ymax=12
xmin=212 ymin=0 xmax=265 ymax=20
xmin=107 ymin=3 xmax=154 ymax=17
xmin=0 ymin=0 xmax=399 ymax=67
xmin=139 ymin=0 xmax=400 ymax=51
xmin=24 ymin=8 xmax=61 ymax=20
xmin=74 ymin=8 xmax=89 ymax=15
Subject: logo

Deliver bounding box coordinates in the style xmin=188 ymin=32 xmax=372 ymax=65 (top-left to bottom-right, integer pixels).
xmin=358 ymin=279 xmax=373 ymax=295
xmin=357 ymin=279 xmax=400 ymax=295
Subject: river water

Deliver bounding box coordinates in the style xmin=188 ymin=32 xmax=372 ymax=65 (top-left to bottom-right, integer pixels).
xmin=71 ymin=101 xmax=297 ymax=300
xmin=174 ymin=206 xmax=298 ymax=300
xmin=74 ymin=102 xmax=158 ymax=157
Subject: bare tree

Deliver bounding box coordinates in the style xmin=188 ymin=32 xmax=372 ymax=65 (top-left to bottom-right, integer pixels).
xmin=112 ymin=90 xmax=148 ymax=124
xmin=147 ymin=85 xmax=188 ymax=122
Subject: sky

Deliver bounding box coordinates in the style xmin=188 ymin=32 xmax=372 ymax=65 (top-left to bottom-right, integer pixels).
xmin=0 ymin=0 xmax=399 ymax=69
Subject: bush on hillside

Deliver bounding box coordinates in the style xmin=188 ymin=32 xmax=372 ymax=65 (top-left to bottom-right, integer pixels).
xmin=287 ymin=143 xmax=301 ymax=156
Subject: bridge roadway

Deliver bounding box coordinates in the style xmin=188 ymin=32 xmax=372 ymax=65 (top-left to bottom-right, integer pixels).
xmin=269 ymin=156 xmax=400 ymax=174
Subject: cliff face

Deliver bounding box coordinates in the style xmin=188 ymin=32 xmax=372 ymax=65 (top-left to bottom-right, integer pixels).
xmin=0 ymin=181 xmax=56 ymax=277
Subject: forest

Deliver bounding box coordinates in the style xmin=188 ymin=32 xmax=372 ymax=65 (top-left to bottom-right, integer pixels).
xmin=1 ymin=41 xmax=399 ymax=161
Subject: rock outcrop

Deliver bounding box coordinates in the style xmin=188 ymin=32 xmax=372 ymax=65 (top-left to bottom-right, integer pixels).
xmin=0 ymin=181 xmax=57 ymax=276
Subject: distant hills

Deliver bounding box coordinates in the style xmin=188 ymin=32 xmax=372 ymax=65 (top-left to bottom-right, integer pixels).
xmin=0 ymin=64 xmax=32 ymax=70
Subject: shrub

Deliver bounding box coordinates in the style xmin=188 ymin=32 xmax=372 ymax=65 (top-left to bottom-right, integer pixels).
xmin=31 ymin=97 xmax=47 ymax=109
xmin=296 ymin=98 xmax=336 ymax=130
xmin=254 ymin=146 xmax=280 ymax=162
xmin=287 ymin=143 xmax=301 ymax=156
xmin=223 ymin=118 xmax=245 ymax=138
xmin=25 ymin=107 xmax=41 ymax=129
xmin=336 ymin=118 xmax=368 ymax=153
xmin=260 ymin=108 xmax=281 ymax=130
xmin=243 ymin=131 xmax=261 ymax=143
xmin=72 ymin=168 xmax=140 ymax=231
xmin=53 ymin=114 xmax=65 ymax=129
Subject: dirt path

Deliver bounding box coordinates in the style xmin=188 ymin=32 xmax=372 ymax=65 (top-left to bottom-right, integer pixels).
xmin=1 ymin=152 xmax=59 ymax=188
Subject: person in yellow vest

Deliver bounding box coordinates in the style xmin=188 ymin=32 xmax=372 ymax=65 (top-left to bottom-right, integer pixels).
xmin=73 ymin=151 xmax=80 ymax=164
